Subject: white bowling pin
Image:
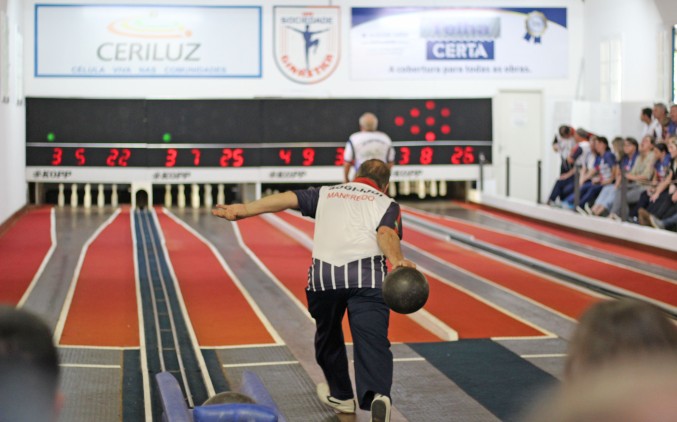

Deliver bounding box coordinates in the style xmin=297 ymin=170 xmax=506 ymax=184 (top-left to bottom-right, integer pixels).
xmin=111 ymin=184 xmax=119 ymax=207
xmin=429 ymin=180 xmax=438 ymax=197
xmin=83 ymin=183 xmax=92 ymax=208
xmin=97 ymin=184 xmax=105 ymax=208
xmin=217 ymin=184 xmax=225 ymax=205
xmin=191 ymin=183 xmax=200 ymax=209
xmin=70 ymin=184 xmax=78 ymax=207
xmin=177 ymin=184 xmax=186 ymax=208
xmin=439 ymin=181 xmax=447 ymax=197
xmin=388 ymin=180 xmax=397 ymax=197
xmin=164 ymin=184 xmax=172 ymax=208
xmin=57 ymin=184 xmax=65 ymax=207
xmin=417 ymin=180 xmax=426 ymax=199
xmin=204 ymin=184 xmax=213 ymax=208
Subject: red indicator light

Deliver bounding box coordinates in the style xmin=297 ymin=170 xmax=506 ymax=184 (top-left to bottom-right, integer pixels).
xmin=398 ymin=147 xmax=411 ymax=165
xmin=425 ymin=100 xmax=436 ymax=110
xmin=410 ymin=108 xmax=420 ymax=118
xmin=425 ymin=117 xmax=435 ymax=126
xmin=410 ymin=125 xmax=420 ymax=135
xmin=441 ymin=108 xmax=451 ymax=117
xmin=220 ymin=148 xmax=244 ymax=167
xmin=75 ymin=148 xmax=86 ymax=166
xmin=425 ymin=131 xmax=436 ymax=142
xmin=279 ymin=149 xmax=291 ymax=165
xmin=441 ymin=124 xmax=451 ymax=135
xmin=394 ymin=116 xmax=405 ymax=126
xmin=106 ymin=149 xmax=119 ymax=167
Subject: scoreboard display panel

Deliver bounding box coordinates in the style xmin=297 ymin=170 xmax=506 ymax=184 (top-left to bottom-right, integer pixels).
xmin=26 ymin=98 xmax=492 ymax=182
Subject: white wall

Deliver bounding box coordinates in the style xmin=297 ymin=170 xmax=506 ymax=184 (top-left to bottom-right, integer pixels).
xmin=23 ymin=0 xmax=583 ymax=99
xmin=0 ymin=0 xmax=26 ymax=224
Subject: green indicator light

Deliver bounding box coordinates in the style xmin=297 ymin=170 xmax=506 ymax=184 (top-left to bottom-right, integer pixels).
xmin=162 ymin=133 xmax=172 ymax=143
xmin=47 ymin=132 xmax=55 ymax=142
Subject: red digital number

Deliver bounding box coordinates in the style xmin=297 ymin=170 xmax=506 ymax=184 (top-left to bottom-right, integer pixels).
xmin=302 ymin=148 xmax=315 ymax=166
xmin=398 ymin=147 xmax=410 ymax=165
xmin=119 ymin=149 xmax=131 ymax=167
xmin=334 ymin=147 xmax=345 ymax=165
xmin=106 ymin=149 xmax=119 ymax=166
xmin=106 ymin=148 xmax=131 ymax=167
xmin=191 ymin=149 xmax=201 ymax=166
xmin=75 ymin=148 xmax=86 ymax=166
xmin=279 ymin=149 xmax=291 ymax=165
xmin=165 ymin=149 xmax=177 ymax=167
xmin=451 ymin=147 xmax=463 ymax=164
xmin=462 ymin=146 xmax=475 ymax=164
xmin=220 ymin=148 xmax=244 ymax=167
xmin=420 ymin=147 xmax=433 ymax=165
xmin=51 ymin=147 xmax=63 ymax=166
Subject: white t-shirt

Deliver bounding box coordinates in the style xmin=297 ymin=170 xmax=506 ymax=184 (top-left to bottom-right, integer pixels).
xmin=343 ymin=131 xmax=395 ymax=169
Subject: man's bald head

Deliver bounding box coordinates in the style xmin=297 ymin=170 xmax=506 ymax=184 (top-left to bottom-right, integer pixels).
xmin=355 ymin=159 xmax=390 ymax=191
xmin=359 ymin=112 xmax=379 ymax=132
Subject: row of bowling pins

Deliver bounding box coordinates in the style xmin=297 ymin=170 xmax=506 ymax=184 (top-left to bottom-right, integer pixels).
xmin=390 ymin=180 xmax=447 ymax=199
xmin=57 ymin=183 xmax=228 ymax=208
xmin=57 ymin=183 xmax=117 ymax=208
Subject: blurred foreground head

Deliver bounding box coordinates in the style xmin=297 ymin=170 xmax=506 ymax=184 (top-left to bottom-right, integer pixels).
xmin=0 ymin=305 xmax=61 ymax=421
xmin=565 ymin=298 xmax=677 ymax=380
xmin=526 ymin=357 xmax=677 ymax=422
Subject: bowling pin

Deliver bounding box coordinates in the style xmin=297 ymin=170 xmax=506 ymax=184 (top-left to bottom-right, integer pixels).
xmin=83 ymin=183 xmax=92 ymax=208
xmin=111 ymin=184 xmax=118 ymax=207
xmin=204 ymin=184 xmax=213 ymax=208
xmin=57 ymin=183 xmax=65 ymax=207
xmin=164 ymin=184 xmax=172 ymax=208
xmin=70 ymin=183 xmax=78 ymax=207
xmin=417 ymin=180 xmax=426 ymax=199
xmin=191 ymin=183 xmax=200 ymax=209
xmin=401 ymin=180 xmax=411 ymax=196
xmin=429 ymin=180 xmax=438 ymax=197
xmin=177 ymin=184 xmax=186 ymax=209
xmin=217 ymin=184 xmax=225 ymax=205
xmin=439 ymin=180 xmax=447 ymax=197
xmin=97 ymin=184 xmax=105 ymax=208
xmin=388 ymin=180 xmax=397 ymax=197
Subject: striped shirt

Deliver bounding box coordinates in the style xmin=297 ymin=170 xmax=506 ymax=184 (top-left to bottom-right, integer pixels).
xmin=294 ymin=179 xmax=402 ymax=291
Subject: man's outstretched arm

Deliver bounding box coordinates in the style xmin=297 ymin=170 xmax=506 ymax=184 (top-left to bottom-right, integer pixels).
xmin=212 ymin=191 xmax=299 ymax=221
xmin=376 ymin=226 xmax=415 ymax=269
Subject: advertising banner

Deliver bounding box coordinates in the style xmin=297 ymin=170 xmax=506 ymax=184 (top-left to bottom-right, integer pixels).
xmin=274 ymin=6 xmax=340 ymax=84
xmin=351 ymin=7 xmax=568 ymax=80
xmin=35 ymin=5 xmax=261 ymax=78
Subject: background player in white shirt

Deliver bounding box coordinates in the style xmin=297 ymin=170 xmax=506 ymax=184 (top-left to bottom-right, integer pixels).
xmin=343 ymin=113 xmax=395 ymax=183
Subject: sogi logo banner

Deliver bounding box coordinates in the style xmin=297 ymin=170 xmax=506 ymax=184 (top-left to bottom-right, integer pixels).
xmin=274 ymin=6 xmax=340 ymax=84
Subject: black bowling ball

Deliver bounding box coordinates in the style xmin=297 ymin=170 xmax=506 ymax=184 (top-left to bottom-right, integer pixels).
xmin=382 ymin=267 xmax=429 ymax=314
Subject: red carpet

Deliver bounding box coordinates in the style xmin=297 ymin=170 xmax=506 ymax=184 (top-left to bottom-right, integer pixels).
xmin=451 ymin=202 xmax=677 ymax=271
xmin=237 ymin=216 xmax=441 ymax=343
xmin=60 ymin=209 xmax=139 ymax=347
xmin=276 ymin=212 xmax=545 ymax=339
xmin=406 ymin=208 xmax=677 ymax=308
xmin=0 ymin=207 xmax=53 ymax=305
xmin=156 ymin=210 xmax=276 ymax=346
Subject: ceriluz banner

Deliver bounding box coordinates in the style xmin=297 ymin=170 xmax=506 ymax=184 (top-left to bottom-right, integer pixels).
xmin=35 ymin=4 xmax=261 ymax=78
xmin=350 ymin=7 xmax=568 ymax=80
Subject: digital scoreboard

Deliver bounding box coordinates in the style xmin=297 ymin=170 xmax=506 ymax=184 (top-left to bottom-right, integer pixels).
xmin=26 ymin=98 xmax=492 ymax=183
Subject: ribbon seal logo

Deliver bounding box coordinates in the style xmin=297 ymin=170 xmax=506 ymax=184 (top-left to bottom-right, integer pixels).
xmin=524 ymin=11 xmax=547 ymax=43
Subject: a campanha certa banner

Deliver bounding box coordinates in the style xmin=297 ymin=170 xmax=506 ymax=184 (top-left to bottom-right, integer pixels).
xmin=350 ymin=7 xmax=568 ymax=80
xmin=34 ymin=5 xmax=261 ymax=78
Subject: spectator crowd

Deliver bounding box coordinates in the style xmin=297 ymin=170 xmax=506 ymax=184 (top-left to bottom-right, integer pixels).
xmin=547 ymin=103 xmax=677 ymax=232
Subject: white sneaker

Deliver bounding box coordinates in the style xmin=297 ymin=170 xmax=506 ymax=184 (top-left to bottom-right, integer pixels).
xmin=316 ymin=383 xmax=356 ymax=414
xmin=371 ymin=394 xmax=391 ymax=422
xmin=575 ymin=206 xmax=588 ymax=216
xmin=584 ymin=202 xmax=593 ymax=215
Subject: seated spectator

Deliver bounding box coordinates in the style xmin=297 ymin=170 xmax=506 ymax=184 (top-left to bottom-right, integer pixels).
xmin=634 ymin=142 xmax=673 ymax=222
xmin=640 ymin=135 xmax=677 ymax=228
xmin=546 ymin=126 xmax=580 ymax=206
xmin=0 ymin=305 xmax=62 ymax=421
xmin=667 ymin=104 xmax=677 ymax=137
xmin=590 ymin=137 xmax=636 ymax=216
xmin=553 ymin=131 xmax=595 ymax=209
xmin=608 ymin=135 xmax=655 ymax=220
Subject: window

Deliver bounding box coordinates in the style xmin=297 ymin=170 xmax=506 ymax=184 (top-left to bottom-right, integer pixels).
xmin=600 ymin=37 xmax=622 ymax=102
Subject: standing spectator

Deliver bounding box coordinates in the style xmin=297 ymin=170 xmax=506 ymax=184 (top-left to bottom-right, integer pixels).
xmin=212 ymin=160 xmax=414 ymax=422
xmin=608 ymin=135 xmax=655 ymax=220
xmin=0 ymin=306 xmax=63 ymax=421
xmin=652 ymin=103 xmax=668 ymax=141
xmin=343 ymin=112 xmax=395 ymax=184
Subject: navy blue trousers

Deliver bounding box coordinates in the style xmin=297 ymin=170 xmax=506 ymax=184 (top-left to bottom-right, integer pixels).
xmin=306 ymin=288 xmax=392 ymax=410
